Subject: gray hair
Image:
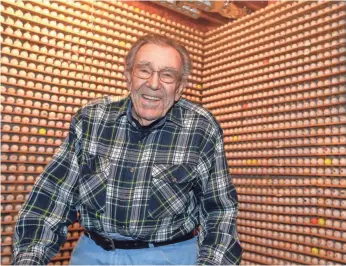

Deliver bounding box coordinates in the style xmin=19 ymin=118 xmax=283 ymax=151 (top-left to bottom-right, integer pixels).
xmin=125 ymin=34 xmax=191 ymax=83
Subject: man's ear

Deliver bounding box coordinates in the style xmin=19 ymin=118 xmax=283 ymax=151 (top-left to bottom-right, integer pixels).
xmin=124 ymin=71 xmax=132 ymax=89
xmin=175 ymin=80 xmax=186 ymax=101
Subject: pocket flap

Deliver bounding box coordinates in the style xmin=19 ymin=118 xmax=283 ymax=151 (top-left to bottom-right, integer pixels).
xmin=81 ymin=153 xmax=111 ymax=176
xmin=152 ymin=164 xmax=197 ymax=183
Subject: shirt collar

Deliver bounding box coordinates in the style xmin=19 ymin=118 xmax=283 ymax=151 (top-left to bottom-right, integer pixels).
xmin=114 ymin=96 xmax=183 ymax=128
xmin=112 ymin=96 xmax=129 ymax=121
xmin=166 ymin=100 xmax=183 ymax=127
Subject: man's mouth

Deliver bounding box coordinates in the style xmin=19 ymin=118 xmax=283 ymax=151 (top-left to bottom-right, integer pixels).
xmin=142 ymin=95 xmax=161 ymax=101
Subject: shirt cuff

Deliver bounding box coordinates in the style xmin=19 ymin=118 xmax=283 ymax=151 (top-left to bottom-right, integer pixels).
xmin=12 ymin=253 xmax=44 ymax=265
xmin=197 ymin=241 xmax=242 ymax=265
xmin=197 ymin=258 xmax=220 ymax=265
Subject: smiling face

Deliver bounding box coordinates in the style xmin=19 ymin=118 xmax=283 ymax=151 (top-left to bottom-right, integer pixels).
xmin=125 ymin=43 xmax=185 ymax=126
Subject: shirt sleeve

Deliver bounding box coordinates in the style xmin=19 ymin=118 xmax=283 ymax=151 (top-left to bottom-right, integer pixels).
xmin=12 ymin=111 xmax=84 ymax=265
xmin=196 ymin=126 xmax=243 ymax=265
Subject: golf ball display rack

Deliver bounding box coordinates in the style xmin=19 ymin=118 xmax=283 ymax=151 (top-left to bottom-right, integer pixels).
xmin=1 ymin=0 xmax=345 ymax=265
xmin=202 ymin=1 xmax=346 ymax=265
xmin=0 ymin=0 xmax=203 ymax=99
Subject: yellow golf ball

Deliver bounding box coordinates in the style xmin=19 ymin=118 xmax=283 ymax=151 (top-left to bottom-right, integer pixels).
xmin=233 ymin=136 xmax=238 ymax=141
xmin=119 ymin=41 xmax=126 ymax=47
xmin=324 ymin=158 xmax=332 ymax=165
xmin=39 ymin=128 xmax=46 ymax=135
xmin=197 ymin=84 xmax=202 ymax=89
xmin=311 ymin=247 xmax=319 ymax=254
xmin=318 ymin=218 xmax=325 ymax=226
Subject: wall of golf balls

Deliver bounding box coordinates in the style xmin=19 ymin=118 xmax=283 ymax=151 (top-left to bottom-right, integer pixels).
xmin=203 ymin=1 xmax=346 ymax=265
xmin=0 ymin=0 xmax=203 ymax=264
xmin=1 ymin=0 xmax=346 ymax=265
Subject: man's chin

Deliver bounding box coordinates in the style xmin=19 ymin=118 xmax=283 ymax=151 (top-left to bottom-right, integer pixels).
xmin=135 ymin=109 xmax=164 ymax=124
xmin=141 ymin=114 xmax=162 ymax=123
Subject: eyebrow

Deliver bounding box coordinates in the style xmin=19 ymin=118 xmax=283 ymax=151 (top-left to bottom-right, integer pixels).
xmin=136 ymin=61 xmax=178 ymax=73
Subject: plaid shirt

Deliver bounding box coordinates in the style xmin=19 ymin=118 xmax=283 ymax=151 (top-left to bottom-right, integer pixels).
xmin=13 ymin=96 xmax=242 ymax=265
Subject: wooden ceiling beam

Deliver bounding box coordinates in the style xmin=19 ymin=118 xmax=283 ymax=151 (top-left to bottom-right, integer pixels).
xmin=239 ymin=1 xmax=268 ymax=11
xmin=199 ymin=10 xmax=231 ymax=25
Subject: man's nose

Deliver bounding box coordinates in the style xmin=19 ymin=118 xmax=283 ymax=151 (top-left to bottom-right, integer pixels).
xmin=147 ymin=71 xmax=160 ymax=90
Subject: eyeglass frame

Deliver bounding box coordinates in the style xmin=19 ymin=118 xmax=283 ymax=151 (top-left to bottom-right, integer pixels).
xmin=131 ymin=64 xmax=181 ymax=84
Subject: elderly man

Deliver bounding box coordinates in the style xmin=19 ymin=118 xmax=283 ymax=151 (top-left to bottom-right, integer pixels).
xmin=13 ymin=34 xmax=242 ymax=265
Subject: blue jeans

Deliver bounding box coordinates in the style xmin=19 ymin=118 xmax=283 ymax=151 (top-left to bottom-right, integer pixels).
xmin=69 ymin=234 xmax=198 ymax=265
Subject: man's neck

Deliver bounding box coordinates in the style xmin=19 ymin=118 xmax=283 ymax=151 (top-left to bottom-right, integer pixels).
xmin=131 ymin=109 xmax=156 ymax=127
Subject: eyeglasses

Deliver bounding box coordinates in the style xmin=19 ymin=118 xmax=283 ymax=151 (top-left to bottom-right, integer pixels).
xmin=133 ymin=65 xmax=179 ymax=84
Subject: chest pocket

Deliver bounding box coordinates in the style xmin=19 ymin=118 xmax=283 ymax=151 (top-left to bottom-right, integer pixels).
xmin=79 ymin=154 xmax=111 ymax=214
xmin=148 ymin=163 xmax=197 ymax=219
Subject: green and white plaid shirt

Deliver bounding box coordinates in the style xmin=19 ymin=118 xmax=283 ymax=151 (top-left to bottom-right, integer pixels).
xmin=13 ymin=96 xmax=242 ymax=265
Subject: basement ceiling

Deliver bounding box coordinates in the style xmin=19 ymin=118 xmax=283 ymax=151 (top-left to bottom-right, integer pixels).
xmin=152 ymin=1 xmax=268 ymax=25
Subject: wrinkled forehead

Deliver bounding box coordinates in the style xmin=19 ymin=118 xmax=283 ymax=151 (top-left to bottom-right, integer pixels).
xmin=134 ymin=43 xmax=182 ymax=71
